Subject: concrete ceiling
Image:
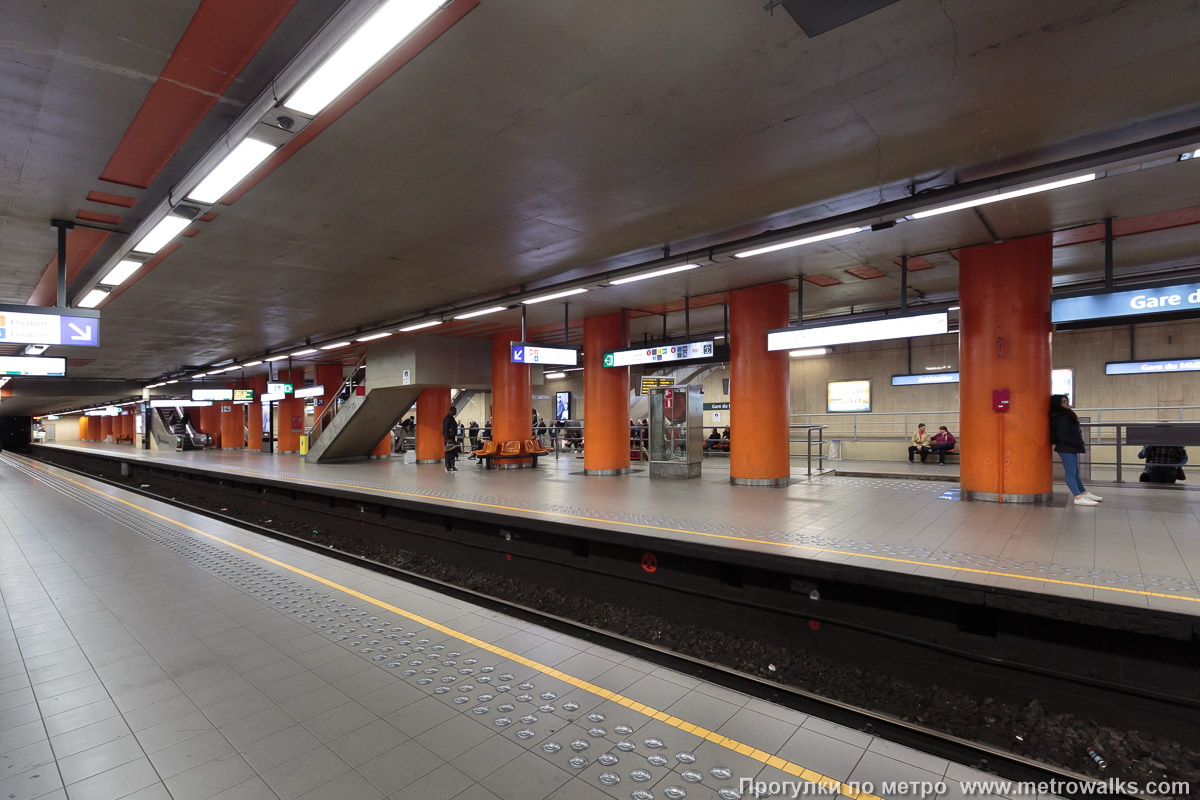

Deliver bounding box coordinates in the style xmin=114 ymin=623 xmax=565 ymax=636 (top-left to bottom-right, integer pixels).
xmin=3 ymin=0 xmax=1200 ymax=415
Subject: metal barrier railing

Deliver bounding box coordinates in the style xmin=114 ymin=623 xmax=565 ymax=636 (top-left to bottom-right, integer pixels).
xmin=1077 ymin=421 xmax=1199 ymax=483
xmin=791 ymin=405 xmax=1200 ymax=440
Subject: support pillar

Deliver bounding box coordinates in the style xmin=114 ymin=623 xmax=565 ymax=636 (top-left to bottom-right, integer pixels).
xmin=491 ymin=333 xmax=531 ymax=467
xmin=79 ymin=416 xmax=89 ymax=440
xmin=370 ymin=434 xmax=391 ymax=459
xmin=220 ymin=391 xmax=245 ymax=449
xmin=729 ymin=283 xmax=791 ymax=486
xmin=960 ymin=236 xmax=1053 ymax=503
xmin=316 ymin=364 xmax=343 ymax=408
xmin=276 ymin=368 xmax=305 ymax=453
xmin=584 ymin=312 xmax=630 ymax=475
xmin=100 ymin=415 xmax=113 ymax=442
xmin=416 ymin=388 xmax=451 ymax=464
xmin=247 ymin=376 xmax=267 ymax=452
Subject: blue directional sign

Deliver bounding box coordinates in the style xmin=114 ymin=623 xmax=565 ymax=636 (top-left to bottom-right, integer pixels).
xmin=0 ymin=309 xmax=99 ymax=346
xmin=1052 ymin=282 xmax=1200 ymax=324
xmin=509 ymin=342 xmax=578 ymax=366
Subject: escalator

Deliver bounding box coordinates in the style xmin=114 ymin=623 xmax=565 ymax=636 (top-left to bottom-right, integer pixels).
xmin=150 ymin=407 xmax=209 ymax=450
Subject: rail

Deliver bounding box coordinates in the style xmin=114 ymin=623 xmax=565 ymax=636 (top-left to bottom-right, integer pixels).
xmin=1077 ymin=421 xmax=1200 ymax=483
xmin=306 ymin=353 xmax=366 ymax=445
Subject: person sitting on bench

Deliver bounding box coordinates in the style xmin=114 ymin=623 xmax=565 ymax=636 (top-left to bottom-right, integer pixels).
xmin=704 ymin=427 xmax=721 ymax=452
xmin=929 ymin=426 xmax=956 ymax=465
xmin=908 ymin=423 xmax=931 ymax=463
xmin=1138 ymin=445 xmax=1187 ymax=484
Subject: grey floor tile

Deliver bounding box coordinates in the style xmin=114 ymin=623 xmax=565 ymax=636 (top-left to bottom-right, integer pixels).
xmin=417 ymin=715 xmax=498 ymax=761
xmin=358 ymin=740 xmax=443 ymax=794
xmin=133 ymin=710 xmax=216 ymax=754
xmin=238 ymin=726 xmax=324 ymax=773
xmin=390 ymin=763 xmax=475 ymax=800
xmin=0 ymin=738 xmax=56 ymax=778
xmin=0 ymin=763 xmax=64 ymax=800
xmin=207 ymin=775 xmax=283 ymax=800
xmin=218 ymin=707 xmax=299 ymax=749
xmin=299 ymin=771 xmax=385 ymax=800
xmin=776 ymin=726 xmax=864 ymax=782
xmin=42 ymin=699 xmax=120 ymax=738
xmin=326 ymin=720 xmax=410 ymax=768
xmin=63 ymin=757 xmax=161 ymax=800
xmin=147 ymin=729 xmax=238 ymax=779
xmin=56 ymin=735 xmax=146 ymax=786
xmin=302 ymin=701 xmax=376 ymax=742
xmin=384 ymin=697 xmax=457 ymax=738
xmin=163 ymin=751 xmax=258 ymax=800
xmin=260 ymin=746 xmax=352 ymax=800
xmin=480 ymin=750 xmax=572 ymax=800
xmin=122 ymin=694 xmax=199 ymax=732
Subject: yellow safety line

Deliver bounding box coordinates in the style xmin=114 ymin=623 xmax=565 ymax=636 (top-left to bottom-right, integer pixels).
xmin=162 ymin=456 xmax=1198 ymax=605
xmin=15 ymin=455 xmax=880 ymax=800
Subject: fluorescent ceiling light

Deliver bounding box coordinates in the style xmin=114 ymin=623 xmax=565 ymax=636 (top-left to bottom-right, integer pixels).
xmin=320 ymin=341 xmax=350 ymax=350
xmin=735 ymin=228 xmax=865 ymax=259
xmin=265 ymin=355 xmax=290 ymax=362
xmin=713 ymin=334 xmax=726 ymax=340
xmin=283 ymin=0 xmax=441 ymax=116
xmin=291 ymin=348 xmax=318 ymax=356
xmin=24 ymin=344 xmax=48 ymax=355
xmin=192 ymin=373 xmax=208 ymax=379
xmin=78 ymin=289 xmax=108 ymax=308
xmin=99 ymin=259 xmax=143 ymax=287
xmin=610 ymin=264 xmax=699 ymax=285
xmin=454 ymin=306 xmax=507 ymax=320
xmin=543 ymin=372 xmax=566 ymax=379
xmin=909 ymin=174 xmax=1096 ymax=219
xmin=166 ymin=380 xmax=179 ymax=384
xmin=206 ymin=370 xmax=226 ymax=376
xmin=948 ymin=306 xmax=960 ymax=311
xmin=523 ymin=288 xmax=588 ymax=305
xmin=768 ymin=313 xmax=948 ymax=351
xmin=187 ymin=138 xmax=277 ymax=204
xmin=132 ymin=213 xmax=191 ymax=254
xmin=357 ymin=332 xmax=392 ymax=341
xmin=241 ymin=360 xmax=263 ymax=368
xmin=400 ymin=320 xmax=442 ymax=332
xmin=789 ymin=348 xmax=830 ymax=358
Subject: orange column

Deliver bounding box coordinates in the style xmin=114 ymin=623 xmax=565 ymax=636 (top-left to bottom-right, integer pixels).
xmin=729 ymin=283 xmax=791 ymax=486
xmin=584 ymin=312 xmax=630 ymax=475
xmin=78 ymin=416 xmax=89 ymax=440
xmin=119 ymin=414 xmax=130 ymax=440
xmin=100 ymin=415 xmax=113 ymax=441
xmin=960 ymin=235 xmax=1053 ymax=503
xmin=276 ymin=368 xmax=305 ymax=453
xmin=219 ymin=392 xmax=245 ymax=449
xmin=246 ymin=376 xmax=267 ymax=452
xmin=201 ymin=405 xmax=222 ymax=447
xmin=87 ymin=416 xmax=101 ymax=440
xmin=416 ymin=388 xmax=450 ymax=463
xmin=370 ymin=434 xmax=391 ymax=459
xmin=317 ymin=364 xmax=343 ymax=407
xmin=492 ymin=333 xmax=531 ymax=467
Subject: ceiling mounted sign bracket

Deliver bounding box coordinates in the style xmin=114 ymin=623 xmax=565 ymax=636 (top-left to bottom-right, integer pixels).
xmin=50 ymin=219 xmax=74 ymax=308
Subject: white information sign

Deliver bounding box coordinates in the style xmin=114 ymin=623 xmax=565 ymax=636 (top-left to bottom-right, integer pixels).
xmin=769 ymin=313 xmax=948 ymax=351
xmin=294 ymin=385 xmax=324 ymax=398
xmin=603 ymin=340 xmax=714 ymax=367
xmin=511 ymin=342 xmax=579 ymax=366
xmin=0 ymin=309 xmax=99 ymax=346
xmin=0 ymin=356 xmax=67 ymax=376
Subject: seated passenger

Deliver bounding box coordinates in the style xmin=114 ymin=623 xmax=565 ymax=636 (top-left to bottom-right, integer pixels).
xmin=704 ymin=427 xmax=721 ymax=452
xmin=1138 ymin=445 xmax=1188 ymax=484
xmin=908 ymin=423 xmax=931 ymax=463
xmin=928 ymin=426 xmax=956 ymax=466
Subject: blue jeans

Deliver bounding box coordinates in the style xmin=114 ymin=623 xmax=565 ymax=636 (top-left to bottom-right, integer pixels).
xmin=1059 ymin=451 xmax=1085 ymax=496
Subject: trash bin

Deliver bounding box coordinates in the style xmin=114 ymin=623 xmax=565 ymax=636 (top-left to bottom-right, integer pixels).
xmin=828 ymin=439 xmax=842 ymax=460
xmin=299 ymin=435 xmax=309 ymax=456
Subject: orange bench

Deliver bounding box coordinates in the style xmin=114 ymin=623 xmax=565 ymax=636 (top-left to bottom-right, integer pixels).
xmin=474 ymin=439 xmax=542 ymax=469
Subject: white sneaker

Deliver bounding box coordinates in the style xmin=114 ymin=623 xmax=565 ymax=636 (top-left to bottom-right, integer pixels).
xmin=1084 ymin=491 xmax=1103 ymax=502
xmin=1074 ymin=495 xmax=1098 ymax=506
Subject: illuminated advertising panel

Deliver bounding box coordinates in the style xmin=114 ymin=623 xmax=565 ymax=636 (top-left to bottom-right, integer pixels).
xmin=827 ymin=380 xmax=871 ymax=412
xmin=769 ymin=313 xmax=948 ymax=351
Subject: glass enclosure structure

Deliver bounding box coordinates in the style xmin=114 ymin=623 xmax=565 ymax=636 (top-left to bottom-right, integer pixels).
xmin=648 ymin=385 xmax=703 ymax=478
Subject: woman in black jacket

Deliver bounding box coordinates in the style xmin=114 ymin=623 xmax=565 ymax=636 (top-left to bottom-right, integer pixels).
xmin=1049 ymin=394 xmax=1101 ymax=506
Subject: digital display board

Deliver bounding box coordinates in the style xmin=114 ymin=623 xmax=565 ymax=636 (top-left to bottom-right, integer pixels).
xmin=605 ymin=340 xmax=713 ymax=367
xmin=640 ymin=376 xmax=674 ymax=393
xmin=891 ymin=372 xmax=959 ymax=386
xmin=0 ymin=356 xmax=67 ymax=376
xmin=827 ymin=380 xmax=871 ymax=412
xmin=510 ymin=342 xmax=579 ymax=366
xmin=1106 ymin=358 xmax=1200 ymax=375
xmin=0 ymin=306 xmax=99 ymax=346
xmin=768 ymin=313 xmax=948 ymax=351
xmin=192 ymin=388 xmax=233 ymax=401
xmin=232 ymin=388 xmax=255 ymax=402
xmin=1052 ymin=282 xmax=1200 ymax=324
xmin=1052 ymin=368 xmax=1074 ymax=400
xmin=555 ymin=392 xmax=570 ymax=422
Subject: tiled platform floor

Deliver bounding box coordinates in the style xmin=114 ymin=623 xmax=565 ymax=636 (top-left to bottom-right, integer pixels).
xmin=30 ymin=443 xmax=1200 ymax=616
xmin=0 ymin=456 xmax=1032 ymax=800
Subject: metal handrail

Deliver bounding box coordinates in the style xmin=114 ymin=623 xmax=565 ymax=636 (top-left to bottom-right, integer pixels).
xmin=307 ymin=353 xmax=367 ymax=443
xmin=1077 ymin=421 xmax=1200 ymax=483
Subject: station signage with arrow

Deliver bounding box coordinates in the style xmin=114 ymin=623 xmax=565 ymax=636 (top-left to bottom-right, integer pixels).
xmin=0 ymin=306 xmax=100 ymax=346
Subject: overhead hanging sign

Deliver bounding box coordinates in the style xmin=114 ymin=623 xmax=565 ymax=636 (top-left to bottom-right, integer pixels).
xmin=294 ymin=385 xmax=324 ymax=399
xmin=605 ymin=340 xmax=714 ymax=367
xmin=1052 ymin=282 xmax=1200 ymax=324
xmin=892 ymin=372 xmax=960 ymax=386
xmin=510 ymin=342 xmax=579 ymax=366
xmin=0 ymin=355 xmax=67 ymax=376
xmin=768 ymin=313 xmax=947 ymax=351
xmin=261 ymin=392 xmax=285 ymax=402
xmin=192 ymin=388 xmax=233 ymax=401
xmin=149 ymin=399 xmax=212 ymax=408
xmin=0 ymin=307 xmax=100 ymax=346
xmin=1106 ymin=358 xmax=1200 ymax=375
xmin=267 ymin=382 xmax=293 ymax=395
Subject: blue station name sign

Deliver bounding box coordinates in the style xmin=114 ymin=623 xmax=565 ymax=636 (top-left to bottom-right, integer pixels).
xmin=1051 ymin=282 xmax=1200 ymax=324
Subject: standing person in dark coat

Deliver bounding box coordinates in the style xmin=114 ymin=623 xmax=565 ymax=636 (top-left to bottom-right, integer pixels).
xmin=468 ymin=420 xmax=480 ymax=450
xmin=536 ymin=416 xmax=548 ymax=445
xmin=1050 ymin=394 xmax=1101 ymax=506
xmin=442 ymin=405 xmax=460 ymax=472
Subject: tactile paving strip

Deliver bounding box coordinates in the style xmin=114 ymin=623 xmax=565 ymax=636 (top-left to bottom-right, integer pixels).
xmin=9 ymin=457 xmax=757 ymax=798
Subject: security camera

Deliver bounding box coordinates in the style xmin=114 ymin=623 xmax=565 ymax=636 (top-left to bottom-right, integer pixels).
xmin=276 ymin=115 xmax=295 ymax=131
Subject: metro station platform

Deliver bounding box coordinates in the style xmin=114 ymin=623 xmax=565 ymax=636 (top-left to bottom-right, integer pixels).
xmin=27 ymin=441 xmax=1200 ymax=618
xmin=1 ymin=454 xmax=1016 ymax=800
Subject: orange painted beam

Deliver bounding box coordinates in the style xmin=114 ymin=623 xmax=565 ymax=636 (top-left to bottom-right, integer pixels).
xmin=26 ymin=228 xmax=110 ymax=306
